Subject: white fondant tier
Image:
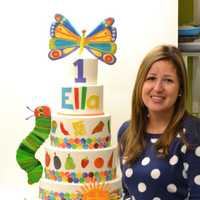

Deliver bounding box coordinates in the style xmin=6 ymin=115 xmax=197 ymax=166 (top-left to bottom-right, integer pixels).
xmin=44 ymin=145 xmax=118 ymax=183
xmin=60 ymin=85 xmax=103 ymax=115
xmin=39 ymin=177 xmax=122 ymax=200
xmin=50 ymin=114 xmax=111 ymax=149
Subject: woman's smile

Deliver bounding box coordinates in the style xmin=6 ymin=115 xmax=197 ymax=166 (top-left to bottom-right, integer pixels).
xmin=150 ymin=95 xmax=165 ymax=103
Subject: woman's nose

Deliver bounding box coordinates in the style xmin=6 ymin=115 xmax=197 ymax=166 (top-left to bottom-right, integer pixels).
xmin=153 ymin=80 xmax=163 ymax=92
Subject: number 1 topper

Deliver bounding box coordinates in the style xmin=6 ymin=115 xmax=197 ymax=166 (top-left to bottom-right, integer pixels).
xmin=48 ymin=14 xmax=117 ymax=65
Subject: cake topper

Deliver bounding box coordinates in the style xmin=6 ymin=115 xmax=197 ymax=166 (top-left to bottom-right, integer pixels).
xmin=48 ymin=14 xmax=117 ymax=65
xmin=16 ymin=106 xmax=51 ymax=184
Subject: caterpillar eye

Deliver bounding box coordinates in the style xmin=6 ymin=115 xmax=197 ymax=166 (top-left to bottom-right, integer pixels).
xmin=38 ymin=112 xmax=45 ymax=117
xmin=39 ymin=107 xmax=43 ymax=112
xmin=38 ymin=107 xmax=45 ymax=117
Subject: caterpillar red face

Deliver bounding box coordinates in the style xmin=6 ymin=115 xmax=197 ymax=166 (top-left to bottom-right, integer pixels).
xmin=34 ymin=106 xmax=51 ymax=118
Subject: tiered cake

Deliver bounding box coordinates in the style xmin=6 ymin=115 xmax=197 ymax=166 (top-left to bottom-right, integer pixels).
xmin=39 ymin=59 xmax=122 ymax=200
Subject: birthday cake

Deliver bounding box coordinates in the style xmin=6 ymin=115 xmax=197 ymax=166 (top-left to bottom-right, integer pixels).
xmin=16 ymin=14 xmax=121 ymax=200
xmin=39 ymin=59 xmax=121 ymax=199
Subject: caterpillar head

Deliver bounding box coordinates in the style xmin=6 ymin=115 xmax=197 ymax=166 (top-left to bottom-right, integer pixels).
xmin=34 ymin=106 xmax=51 ymax=118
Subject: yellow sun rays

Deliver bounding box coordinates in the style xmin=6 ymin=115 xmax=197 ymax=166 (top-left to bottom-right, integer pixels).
xmin=77 ymin=182 xmax=120 ymax=200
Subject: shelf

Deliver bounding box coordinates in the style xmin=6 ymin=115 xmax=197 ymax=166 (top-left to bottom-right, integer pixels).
xmin=182 ymin=52 xmax=200 ymax=57
xmin=181 ymin=53 xmax=200 ymax=117
xmin=178 ymin=1 xmax=200 ymax=117
xmin=178 ymin=41 xmax=200 ymax=55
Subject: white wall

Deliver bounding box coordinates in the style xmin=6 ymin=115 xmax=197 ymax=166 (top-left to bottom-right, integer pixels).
xmin=0 ymin=0 xmax=178 ymax=199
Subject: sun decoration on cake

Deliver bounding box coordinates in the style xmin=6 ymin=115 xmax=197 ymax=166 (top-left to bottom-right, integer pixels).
xmin=77 ymin=182 xmax=120 ymax=200
xmin=49 ymin=14 xmax=117 ymax=65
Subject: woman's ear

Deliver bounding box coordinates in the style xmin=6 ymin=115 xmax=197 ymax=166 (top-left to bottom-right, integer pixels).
xmin=178 ymin=89 xmax=182 ymax=97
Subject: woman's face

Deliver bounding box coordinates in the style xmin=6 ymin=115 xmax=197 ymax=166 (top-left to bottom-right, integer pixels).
xmin=142 ymin=59 xmax=180 ymax=116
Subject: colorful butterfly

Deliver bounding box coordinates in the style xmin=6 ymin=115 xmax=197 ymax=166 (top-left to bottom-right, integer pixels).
xmin=49 ymin=14 xmax=117 ymax=65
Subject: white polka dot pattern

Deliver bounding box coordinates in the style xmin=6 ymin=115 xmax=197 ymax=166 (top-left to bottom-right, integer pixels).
xmin=158 ymin=148 xmax=164 ymax=153
xmin=169 ymin=155 xmax=179 ymax=165
xmin=138 ymin=182 xmax=147 ymax=192
xmin=118 ymin=119 xmax=200 ymax=199
xmin=182 ymin=162 xmax=189 ymax=179
xmin=125 ymin=168 xmax=133 ymax=178
xmin=176 ymin=133 xmax=181 ymax=138
xmin=194 ymin=175 xmax=200 ymax=185
xmin=181 ymin=145 xmax=187 ymax=154
xmin=195 ymin=146 xmax=200 ymax=157
xmin=152 ymin=198 xmax=161 ymax=200
xmin=182 ymin=171 xmax=187 ymax=179
xmin=185 ymin=192 xmax=190 ymax=200
xmin=141 ymin=157 xmax=150 ymax=166
xmin=151 ymin=138 xmax=158 ymax=143
xmin=151 ymin=169 xmax=161 ymax=179
xmin=131 ymin=196 xmax=136 ymax=200
xmin=183 ymin=162 xmax=189 ymax=171
xmin=167 ymin=184 xmax=177 ymax=193
xmin=122 ymin=159 xmax=126 ymax=165
xmin=124 ymin=196 xmax=135 ymax=200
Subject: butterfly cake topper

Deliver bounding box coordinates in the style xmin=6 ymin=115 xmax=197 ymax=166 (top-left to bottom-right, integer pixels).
xmin=49 ymin=14 xmax=117 ymax=65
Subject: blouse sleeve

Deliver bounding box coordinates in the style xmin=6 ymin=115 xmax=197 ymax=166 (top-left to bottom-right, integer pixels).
xmin=117 ymin=121 xmax=130 ymax=199
xmin=182 ymin=118 xmax=200 ymax=199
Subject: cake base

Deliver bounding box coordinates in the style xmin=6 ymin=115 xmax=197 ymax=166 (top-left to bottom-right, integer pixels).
xmin=39 ymin=177 xmax=122 ymax=200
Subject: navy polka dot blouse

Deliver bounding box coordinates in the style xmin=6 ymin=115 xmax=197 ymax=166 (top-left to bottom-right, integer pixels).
xmin=118 ymin=115 xmax=200 ymax=200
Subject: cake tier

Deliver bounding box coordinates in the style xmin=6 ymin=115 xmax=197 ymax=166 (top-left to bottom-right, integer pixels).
xmin=44 ymin=145 xmax=118 ymax=184
xmin=50 ymin=114 xmax=111 ymax=149
xmin=60 ymin=85 xmax=103 ymax=115
xmin=39 ymin=177 xmax=122 ymax=200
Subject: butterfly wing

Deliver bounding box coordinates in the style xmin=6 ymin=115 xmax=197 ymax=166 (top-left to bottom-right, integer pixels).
xmin=49 ymin=14 xmax=81 ymax=60
xmin=86 ymin=18 xmax=117 ymax=42
xmin=85 ymin=18 xmax=117 ymax=65
xmin=49 ymin=38 xmax=79 ymax=60
xmin=85 ymin=42 xmax=117 ymax=65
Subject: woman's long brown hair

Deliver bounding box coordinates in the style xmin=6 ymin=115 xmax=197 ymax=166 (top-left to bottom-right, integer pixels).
xmin=120 ymin=45 xmax=189 ymax=166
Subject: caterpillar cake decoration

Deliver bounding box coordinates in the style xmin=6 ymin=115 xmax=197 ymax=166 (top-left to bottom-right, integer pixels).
xmin=16 ymin=106 xmax=51 ymax=184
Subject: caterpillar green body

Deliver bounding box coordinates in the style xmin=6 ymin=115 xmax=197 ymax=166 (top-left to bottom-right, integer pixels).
xmin=16 ymin=106 xmax=51 ymax=184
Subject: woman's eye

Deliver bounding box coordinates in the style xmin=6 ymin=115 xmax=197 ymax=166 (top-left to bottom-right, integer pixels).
xmin=146 ymin=76 xmax=156 ymax=81
xmin=164 ymin=79 xmax=173 ymax=83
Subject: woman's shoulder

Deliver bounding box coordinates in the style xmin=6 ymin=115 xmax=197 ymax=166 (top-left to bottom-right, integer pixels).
xmin=182 ymin=114 xmax=200 ymax=144
xmin=117 ymin=120 xmax=130 ymax=142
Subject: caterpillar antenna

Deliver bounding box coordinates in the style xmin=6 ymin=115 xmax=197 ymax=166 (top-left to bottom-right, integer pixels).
xmin=26 ymin=106 xmax=34 ymax=112
xmin=25 ymin=115 xmax=34 ymax=120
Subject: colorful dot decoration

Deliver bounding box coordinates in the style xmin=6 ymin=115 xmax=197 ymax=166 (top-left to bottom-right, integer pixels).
xmin=39 ymin=187 xmax=122 ymax=200
xmin=39 ymin=187 xmax=82 ymax=200
xmin=50 ymin=135 xmax=111 ymax=149
xmin=45 ymin=168 xmax=117 ymax=183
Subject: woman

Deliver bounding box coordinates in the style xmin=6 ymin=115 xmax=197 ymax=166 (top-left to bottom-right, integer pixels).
xmin=118 ymin=45 xmax=200 ymax=200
